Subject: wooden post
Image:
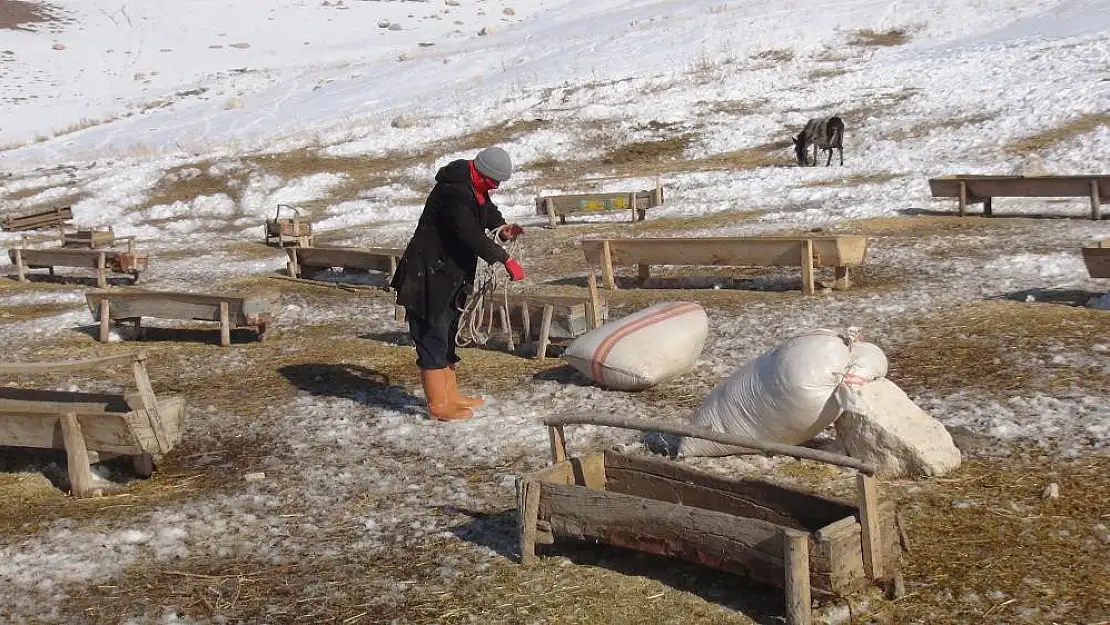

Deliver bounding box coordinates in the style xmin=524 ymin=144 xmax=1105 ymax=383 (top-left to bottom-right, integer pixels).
xmin=601 ymin=240 xmax=616 ymax=290
xmin=388 ymin=255 xmax=398 ymax=285
xmin=517 ymin=477 xmax=541 ymax=565
xmin=14 ymin=248 xmax=26 ymax=283
xmin=60 ymin=412 xmax=96 ymax=497
xmin=1092 ymin=180 xmax=1102 ymax=221
xmin=521 ymin=301 xmax=532 ymax=342
xmin=784 ymin=529 xmax=812 ymax=625
xmin=637 ymin=263 xmax=651 ymax=283
xmin=833 ymin=266 xmax=851 ymax=290
xmin=629 ymin=192 xmax=637 ymax=223
xmin=537 ymin=304 xmax=554 ymax=362
xmin=800 ymin=239 xmax=815 ymax=295
xmin=98 ymin=298 xmax=111 ymax=343
xmin=544 ymin=198 xmax=558 ymax=229
xmin=500 ymin=306 xmax=515 ymax=352
xmin=219 ymin=301 xmax=231 ymax=347
xmin=983 ymin=196 xmax=993 ymax=217
xmin=96 ymin=252 xmax=107 ymax=288
xmin=132 ymin=356 xmax=170 ymax=453
xmin=856 ymin=473 xmax=884 ymax=580
xmin=548 ymin=424 xmax=567 ymax=463
xmin=587 ymin=269 xmax=603 ymax=329
xmin=957 ymin=180 xmax=967 ymax=216
xmin=287 ymin=248 xmax=299 ymax=277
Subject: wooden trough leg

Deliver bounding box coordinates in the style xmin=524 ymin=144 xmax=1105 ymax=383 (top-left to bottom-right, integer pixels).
xmin=856 ymin=473 xmax=885 ymax=581
xmin=834 ymin=266 xmax=851 ymax=290
xmin=1092 ymin=180 xmax=1102 ymax=221
xmin=587 ymin=269 xmax=603 ymax=329
xmin=800 ymin=240 xmax=816 ymax=295
xmin=98 ymin=298 xmax=111 ymax=343
xmin=548 ymin=424 xmax=568 ymax=463
xmin=133 ymin=453 xmax=155 ymax=479
xmin=219 ymin=301 xmax=231 ymax=347
xmin=96 ymin=252 xmax=107 ymax=288
xmin=784 ymin=529 xmax=812 ymax=625
xmin=517 ymin=477 xmax=541 ymax=565
xmin=629 ymin=192 xmax=637 ymax=223
xmin=521 ymin=302 xmax=532 ymax=342
xmin=394 ymin=306 xmax=407 ymax=323
xmin=287 ymin=248 xmax=299 ymax=277
xmin=983 ymin=196 xmax=993 ymax=217
xmin=957 ymin=181 xmax=968 ymax=217
xmin=601 ymin=240 xmax=616 ymax=290
xmin=14 ymin=248 xmax=26 ymax=283
xmin=637 ymin=263 xmax=651 ymax=284
xmin=545 ymin=198 xmax=558 ymax=229
xmin=60 ymin=412 xmax=97 ymax=497
xmin=536 ymin=304 xmax=554 ymax=362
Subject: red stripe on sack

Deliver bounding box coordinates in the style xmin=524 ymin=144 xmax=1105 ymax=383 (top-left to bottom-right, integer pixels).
xmin=589 ymin=303 xmax=703 ymax=386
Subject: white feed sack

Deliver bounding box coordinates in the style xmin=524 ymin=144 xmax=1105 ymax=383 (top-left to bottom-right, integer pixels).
xmin=563 ymin=301 xmax=708 ymax=391
xmin=677 ymin=328 xmax=887 ymax=457
xmin=834 ymin=378 xmax=963 ymax=477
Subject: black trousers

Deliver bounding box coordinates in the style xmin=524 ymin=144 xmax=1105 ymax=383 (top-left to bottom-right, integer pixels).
xmin=407 ymin=305 xmax=462 ymax=370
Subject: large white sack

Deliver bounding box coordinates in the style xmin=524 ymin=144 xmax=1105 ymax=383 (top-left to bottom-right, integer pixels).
xmin=563 ymin=301 xmax=708 ymax=391
xmin=835 ymin=378 xmax=962 ymax=477
xmin=678 ymin=328 xmax=887 ymax=457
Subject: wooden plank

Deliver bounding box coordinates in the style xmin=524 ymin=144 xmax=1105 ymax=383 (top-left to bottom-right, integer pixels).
xmin=287 ymin=247 xmax=299 ymax=277
xmin=287 ymin=246 xmax=403 ymax=273
xmin=957 ymin=180 xmax=968 ymax=216
xmin=1 ymin=206 xmax=74 ymax=231
xmin=129 ymin=358 xmax=170 ymax=453
xmin=784 ymin=530 xmax=812 ymax=625
xmin=0 ymin=407 xmax=139 ymax=454
xmin=548 ymin=424 xmax=567 ymax=463
xmin=540 ymin=482 xmax=789 ymax=583
xmin=10 ymin=248 xmax=132 ymax=269
xmin=600 ymin=240 xmax=616 ymax=289
xmin=1082 ymin=240 xmax=1110 ymax=278
xmin=99 ymin=297 xmax=111 ymax=343
xmin=219 ymin=301 xmax=231 ymax=346
xmin=856 ymin=473 xmax=884 ymax=580
xmin=1093 ymin=180 xmax=1102 ymax=220
xmin=586 ymin=270 xmax=603 ymax=329
xmin=929 ymin=175 xmax=1110 ymax=199
xmin=800 ymin=239 xmax=815 ymax=295
xmin=545 ymin=413 xmax=877 ymax=474
xmin=545 ymin=197 xmax=557 ymax=229
xmin=96 ymin=252 xmax=107 ymax=288
xmin=60 ymin=412 xmax=96 ymax=497
xmin=85 ymin=291 xmax=269 ymax=325
xmin=0 ymin=353 xmax=141 ymax=376
xmin=601 ymin=450 xmax=856 ymax=530
xmin=581 ymin=236 xmax=868 ymax=269
xmin=14 ymin=248 xmax=26 ymax=282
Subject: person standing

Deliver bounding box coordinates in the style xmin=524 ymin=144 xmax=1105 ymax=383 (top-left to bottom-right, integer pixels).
xmin=390 ymin=147 xmax=525 ymax=422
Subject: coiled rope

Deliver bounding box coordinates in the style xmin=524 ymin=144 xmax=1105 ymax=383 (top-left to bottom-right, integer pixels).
xmin=455 ymin=225 xmax=523 ymax=348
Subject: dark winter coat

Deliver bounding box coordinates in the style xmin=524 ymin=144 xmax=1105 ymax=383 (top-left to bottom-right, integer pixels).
xmin=390 ymin=159 xmax=509 ymax=321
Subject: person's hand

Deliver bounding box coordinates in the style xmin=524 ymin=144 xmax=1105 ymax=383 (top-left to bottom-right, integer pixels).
xmin=504 ymin=258 xmax=525 ymax=281
xmin=500 ymin=224 xmax=524 ymax=241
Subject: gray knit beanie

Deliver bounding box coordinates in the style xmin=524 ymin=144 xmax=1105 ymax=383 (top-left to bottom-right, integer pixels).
xmin=474 ymin=147 xmax=513 ymax=182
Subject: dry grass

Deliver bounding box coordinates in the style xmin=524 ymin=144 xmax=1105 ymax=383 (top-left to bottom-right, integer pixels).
xmin=807 ymin=67 xmax=850 ymax=80
xmin=0 ymin=0 xmax=62 ymax=31
xmin=702 ymin=98 xmax=769 ymax=116
xmin=753 ymin=48 xmax=794 ymax=63
xmin=141 ymin=161 xmax=247 ymax=210
xmin=885 ymin=114 xmax=995 ymax=141
xmin=599 ymin=136 xmax=692 ymax=167
xmin=1006 ymin=112 xmax=1110 ymax=155
xmin=0 ymin=301 xmax=80 ymax=324
xmin=850 ymin=28 xmax=910 ymax=47
xmin=886 ymin=300 xmax=1110 ymax=395
xmin=824 ymin=214 xmax=1023 ymax=238
xmin=798 ymin=172 xmax=904 ymax=188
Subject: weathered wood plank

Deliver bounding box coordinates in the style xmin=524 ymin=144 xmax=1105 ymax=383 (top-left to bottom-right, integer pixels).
xmin=929 ymin=175 xmax=1110 ymax=199
xmin=1082 ymin=239 xmax=1110 ymax=278
xmin=60 ymin=412 xmax=97 ymax=497
xmin=0 ymin=353 xmax=142 ymax=375
xmin=581 ymin=236 xmax=868 ymax=270
xmin=288 ymin=246 xmax=403 ymax=273
xmin=784 ymin=530 xmax=813 ymax=625
xmin=0 ymin=206 xmax=74 ymax=232
xmin=85 ymin=290 xmax=274 ymax=326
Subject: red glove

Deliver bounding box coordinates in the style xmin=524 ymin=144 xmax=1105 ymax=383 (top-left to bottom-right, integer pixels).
xmin=504 ymin=258 xmax=525 ymax=281
xmin=500 ymin=224 xmax=524 ymax=241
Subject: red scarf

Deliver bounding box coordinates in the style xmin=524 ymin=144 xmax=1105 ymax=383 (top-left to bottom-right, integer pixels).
xmin=468 ymin=160 xmax=495 ymax=206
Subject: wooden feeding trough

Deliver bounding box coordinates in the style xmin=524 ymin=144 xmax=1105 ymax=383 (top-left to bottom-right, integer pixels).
xmin=459 ymin=290 xmax=608 ymax=360
xmin=1083 ymin=239 xmax=1110 ymax=279
xmin=85 ymin=289 xmax=275 ymax=347
xmin=264 ymin=204 xmax=315 ymax=248
xmin=519 ymin=415 xmax=903 ymax=625
xmin=285 ymin=245 xmax=404 ymax=285
xmin=8 ymin=238 xmax=148 ymax=288
xmin=0 ymin=205 xmax=74 ymax=232
xmin=61 ymin=227 xmax=118 ymax=249
xmin=928 ymin=175 xmax=1108 ymax=220
xmin=581 ymin=235 xmax=869 ymax=297
xmin=0 ymin=352 xmax=186 ymax=496
xmin=536 ymin=179 xmax=664 ymax=228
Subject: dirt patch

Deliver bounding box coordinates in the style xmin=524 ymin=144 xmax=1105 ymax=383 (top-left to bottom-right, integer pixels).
xmin=1006 ymin=112 xmax=1110 ymax=155
xmin=0 ymin=0 xmax=61 ymax=31
xmin=0 ymin=301 xmax=79 ymax=324
xmin=798 ymin=172 xmax=904 ymax=188
xmin=884 ymin=113 xmax=995 ymax=141
xmin=886 ymin=299 xmax=1110 ymax=395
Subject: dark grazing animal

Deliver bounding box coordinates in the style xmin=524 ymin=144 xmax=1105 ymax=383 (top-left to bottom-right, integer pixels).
xmin=792 ymin=116 xmax=844 ymax=166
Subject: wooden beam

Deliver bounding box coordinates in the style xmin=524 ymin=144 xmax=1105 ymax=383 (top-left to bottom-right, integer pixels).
xmin=14 ymin=248 xmax=26 ymax=282
xmin=543 ymin=413 xmax=876 ymax=474
xmin=98 ymin=298 xmax=111 ymax=343
xmin=219 ymin=301 xmax=231 ymax=347
xmin=856 ymin=473 xmax=884 ymax=580
xmin=0 ymin=352 xmax=141 ymax=375
xmin=287 ymin=247 xmax=299 ymax=277
xmin=983 ymin=196 xmax=993 ymax=217
xmin=131 ymin=357 xmax=170 ymax=454
xmin=544 ymin=197 xmax=558 ymax=229
xmin=1092 ymin=180 xmax=1102 ymax=220
xmin=784 ymin=529 xmax=812 ymax=625
xmin=800 ymin=239 xmax=815 ymax=295
xmin=548 ymin=424 xmax=568 ymax=464
xmin=521 ymin=301 xmax=532 ymax=341
xmin=586 ymin=269 xmax=603 ymax=329
xmin=957 ymin=180 xmax=967 ymax=216
xmin=60 ymin=412 xmax=96 ymax=497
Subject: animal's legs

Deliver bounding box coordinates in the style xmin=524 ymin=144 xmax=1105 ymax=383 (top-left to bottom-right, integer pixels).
xmin=839 ymin=146 xmax=844 ymax=166
xmin=824 ymin=147 xmax=833 ymax=167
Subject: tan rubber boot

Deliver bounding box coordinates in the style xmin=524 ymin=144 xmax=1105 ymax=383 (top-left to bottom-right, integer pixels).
xmin=420 ymin=368 xmax=473 ymax=422
xmin=446 ymin=364 xmax=485 ymax=409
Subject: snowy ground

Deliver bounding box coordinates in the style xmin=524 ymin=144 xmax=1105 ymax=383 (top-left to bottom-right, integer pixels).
xmin=1 ymin=0 xmax=1109 ymax=623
